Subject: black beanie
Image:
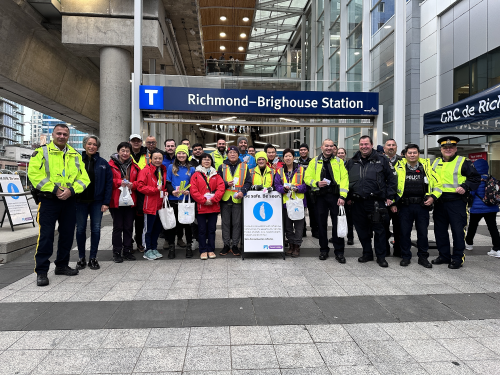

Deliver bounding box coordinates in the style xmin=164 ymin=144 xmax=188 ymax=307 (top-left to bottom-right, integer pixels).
xmin=299 ymin=143 xmax=309 ymax=151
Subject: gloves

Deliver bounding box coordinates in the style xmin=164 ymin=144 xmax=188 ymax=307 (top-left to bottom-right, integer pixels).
xmin=252 ymin=185 xmax=264 ymax=191
xmin=266 ymin=187 xmax=273 ymax=192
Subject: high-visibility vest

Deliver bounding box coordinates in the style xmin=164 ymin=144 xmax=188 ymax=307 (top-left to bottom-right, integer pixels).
xmin=432 ymin=156 xmax=466 ymax=193
xmin=132 ymin=153 xmax=147 ymax=169
xmin=221 ymin=163 xmax=248 ymax=203
xmin=278 ymin=166 xmax=305 ymax=204
xmin=249 ymin=166 xmax=274 ymax=188
xmin=213 ymin=150 xmax=227 ymax=170
xmin=303 ymin=156 xmax=349 ymax=198
xmin=28 ymin=142 xmax=90 ymax=194
xmin=395 ymin=158 xmax=442 ymax=199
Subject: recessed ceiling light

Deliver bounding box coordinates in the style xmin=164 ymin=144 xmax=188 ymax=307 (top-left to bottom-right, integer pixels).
xmin=220 ymin=16 xmax=226 ymax=21
xmin=238 ymin=46 xmax=244 ymax=51
xmin=243 ymin=17 xmax=249 ymax=22
xmin=220 ymin=32 xmax=226 ymax=37
xmin=220 ymin=46 xmax=226 ymax=50
xmin=240 ymin=33 xmax=247 ymax=38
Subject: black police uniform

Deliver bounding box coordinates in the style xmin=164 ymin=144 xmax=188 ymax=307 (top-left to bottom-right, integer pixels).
xmin=345 ymin=149 xmax=398 ymax=265
xmin=385 ymin=154 xmax=402 ymax=257
xmin=296 ymin=156 xmax=318 ymax=237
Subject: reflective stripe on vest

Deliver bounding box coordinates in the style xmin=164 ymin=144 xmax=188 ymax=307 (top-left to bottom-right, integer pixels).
xmin=36 ymin=145 xmax=51 ymax=190
xmin=278 ymin=166 xmax=305 ymax=203
xmin=223 ymin=163 xmax=245 ymax=190
xmin=250 ymin=168 xmax=274 ymax=186
xmin=432 ymin=156 xmax=466 ymax=192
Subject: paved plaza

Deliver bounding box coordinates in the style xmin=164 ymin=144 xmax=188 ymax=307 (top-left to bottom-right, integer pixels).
xmin=1 ymin=217 xmax=500 ymax=374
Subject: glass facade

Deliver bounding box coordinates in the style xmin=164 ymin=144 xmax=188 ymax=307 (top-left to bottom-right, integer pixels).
xmin=0 ymin=98 xmax=24 ymax=156
xmin=41 ymin=115 xmax=88 ymax=153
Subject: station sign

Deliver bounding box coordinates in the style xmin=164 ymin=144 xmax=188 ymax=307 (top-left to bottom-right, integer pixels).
xmin=140 ymin=86 xmax=379 ymax=116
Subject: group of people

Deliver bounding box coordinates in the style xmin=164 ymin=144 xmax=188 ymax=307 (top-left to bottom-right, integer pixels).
xmin=28 ymin=124 xmax=499 ymax=287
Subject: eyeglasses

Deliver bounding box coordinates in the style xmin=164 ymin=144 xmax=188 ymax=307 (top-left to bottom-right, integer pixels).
xmin=146 ymin=141 xmax=157 ymax=145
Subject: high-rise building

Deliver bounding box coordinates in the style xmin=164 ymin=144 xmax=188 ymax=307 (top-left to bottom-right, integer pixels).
xmin=41 ymin=115 xmax=87 ymax=153
xmin=0 ymin=97 xmax=24 ymax=158
xmin=30 ymin=110 xmax=44 ymax=147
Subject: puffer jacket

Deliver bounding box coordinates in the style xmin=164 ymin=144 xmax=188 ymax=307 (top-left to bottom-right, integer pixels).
xmin=108 ymin=155 xmax=141 ymax=208
xmin=190 ymin=165 xmax=225 ymax=214
xmin=470 ymin=159 xmax=499 ymax=214
xmin=137 ymin=164 xmax=168 ymax=215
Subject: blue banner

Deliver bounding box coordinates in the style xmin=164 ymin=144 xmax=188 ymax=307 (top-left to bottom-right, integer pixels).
xmin=140 ymin=86 xmax=379 ymax=116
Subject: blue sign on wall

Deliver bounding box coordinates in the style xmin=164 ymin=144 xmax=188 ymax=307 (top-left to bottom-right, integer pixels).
xmin=140 ymin=86 xmax=379 ymax=116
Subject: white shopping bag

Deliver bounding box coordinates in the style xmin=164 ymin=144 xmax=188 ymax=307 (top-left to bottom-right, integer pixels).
xmin=286 ymin=192 xmax=305 ymax=220
xmin=118 ymin=186 xmax=134 ymax=207
xmin=178 ymin=194 xmax=195 ymax=224
xmin=337 ymin=205 xmax=348 ymax=238
xmin=158 ymin=197 xmax=176 ymax=230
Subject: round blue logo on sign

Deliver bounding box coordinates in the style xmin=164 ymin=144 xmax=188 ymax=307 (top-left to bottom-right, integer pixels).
xmin=7 ymin=183 xmax=19 ymax=200
xmin=253 ymin=202 xmax=273 ymax=222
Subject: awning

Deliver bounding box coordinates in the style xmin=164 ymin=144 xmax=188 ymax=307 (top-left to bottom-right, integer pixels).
xmin=423 ymin=83 xmax=500 ymax=135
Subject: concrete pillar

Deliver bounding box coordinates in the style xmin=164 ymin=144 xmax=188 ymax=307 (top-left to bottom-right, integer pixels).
xmin=99 ymin=47 xmax=131 ymax=159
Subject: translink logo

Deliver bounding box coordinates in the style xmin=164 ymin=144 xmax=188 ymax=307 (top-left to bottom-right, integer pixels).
xmin=139 ymin=86 xmax=164 ymax=110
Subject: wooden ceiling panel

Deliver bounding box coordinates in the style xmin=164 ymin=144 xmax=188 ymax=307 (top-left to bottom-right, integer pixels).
xmin=199 ymin=0 xmax=256 ymax=61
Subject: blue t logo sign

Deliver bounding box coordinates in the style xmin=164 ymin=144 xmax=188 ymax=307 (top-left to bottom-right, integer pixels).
xmin=139 ymin=86 xmax=164 ymax=110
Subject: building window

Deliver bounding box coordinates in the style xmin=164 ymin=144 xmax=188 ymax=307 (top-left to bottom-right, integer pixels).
xmin=453 ymin=46 xmax=500 ymax=102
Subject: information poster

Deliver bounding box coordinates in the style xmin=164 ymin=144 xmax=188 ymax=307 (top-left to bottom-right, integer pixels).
xmin=0 ymin=175 xmax=33 ymax=225
xmin=243 ymin=190 xmax=284 ymax=253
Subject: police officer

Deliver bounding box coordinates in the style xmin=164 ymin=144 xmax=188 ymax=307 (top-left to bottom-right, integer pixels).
xmin=28 ymin=124 xmax=90 ymax=286
xmin=304 ymin=139 xmax=349 ymax=262
xmin=296 ymin=143 xmax=318 ymax=238
xmin=431 ymin=136 xmax=480 ymax=269
xmin=383 ymin=139 xmax=403 ymax=257
xmin=393 ymin=144 xmax=442 ymax=268
xmin=345 ymin=135 xmax=397 ymax=267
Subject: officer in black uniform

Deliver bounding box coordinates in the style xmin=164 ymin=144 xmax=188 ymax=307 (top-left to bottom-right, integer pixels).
xmin=431 ymin=136 xmax=480 ymax=269
xmin=383 ymin=139 xmax=402 ymax=257
xmin=345 ymin=135 xmax=398 ymax=267
xmin=296 ymin=143 xmax=318 ymax=238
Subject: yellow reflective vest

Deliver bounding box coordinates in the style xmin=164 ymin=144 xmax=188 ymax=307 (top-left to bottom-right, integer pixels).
xmin=304 ymin=155 xmax=349 ymax=198
xmin=278 ymin=166 xmax=305 ymax=204
xmin=249 ymin=165 xmax=274 ymax=188
xmin=221 ymin=162 xmax=248 ymax=203
xmin=431 ymin=155 xmax=467 ymax=193
xmin=213 ymin=150 xmax=227 ymax=170
xmin=395 ymin=158 xmax=442 ymax=199
xmin=28 ymin=142 xmax=90 ymax=195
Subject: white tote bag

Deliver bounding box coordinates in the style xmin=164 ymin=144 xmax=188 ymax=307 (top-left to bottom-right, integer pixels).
xmin=158 ymin=197 xmax=176 ymax=230
xmin=178 ymin=194 xmax=195 ymax=224
xmin=337 ymin=205 xmax=348 ymax=238
xmin=118 ymin=186 xmax=134 ymax=207
xmin=286 ymin=192 xmax=305 ymax=220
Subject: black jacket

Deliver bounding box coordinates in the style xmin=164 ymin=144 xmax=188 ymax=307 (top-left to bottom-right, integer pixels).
xmin=345 ymin=149 xmax=398 ymax=200
xmin=295 ymin=156 xmax=312 ymax=169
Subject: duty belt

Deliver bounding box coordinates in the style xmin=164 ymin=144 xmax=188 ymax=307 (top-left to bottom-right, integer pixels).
xmin=401 ymin=197 xmax=423 ymax=205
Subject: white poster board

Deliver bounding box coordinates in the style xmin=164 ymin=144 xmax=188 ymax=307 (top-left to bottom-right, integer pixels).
xmin=0 ymin=175 xmax=33 ymax=226
xmin=243 ymin=190 xmax=284 ymax=255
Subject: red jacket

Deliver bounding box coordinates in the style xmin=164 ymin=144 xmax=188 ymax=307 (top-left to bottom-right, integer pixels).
xmin=189 ymin=168 xmax=225 ymax=214
xmin=267 ymin=159 xmax=284 ymax=174
xmin=137 ymin=164 xmax=168 ymax=215
xmin=109 ymin=158 xmax=141 ymax=208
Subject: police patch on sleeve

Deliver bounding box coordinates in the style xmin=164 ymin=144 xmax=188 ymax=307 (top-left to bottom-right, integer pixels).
xmin=31 ymin=151 xmax=38 ymax=157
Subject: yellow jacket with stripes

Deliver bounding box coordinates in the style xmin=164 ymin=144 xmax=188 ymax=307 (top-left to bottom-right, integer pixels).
xmin=249 ymin=165 xmax=274 ymax=188
xmin=304 ymin=155 xmax=349 ymax=198
xmin=395 ymin=158 xmax=442 ymax=200
xmin=28 ymin=142 xmax=90 ymax=195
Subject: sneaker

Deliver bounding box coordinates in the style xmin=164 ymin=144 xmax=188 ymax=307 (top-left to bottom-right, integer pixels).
xmin=220 ymin=245 xmax=230 ymax=256
xmin=192 ymin=239 xmax=199 ymax=250
xmin=123 ymin=253 xmax=136 ymax=261
xmin=208 ymin=252 xmax=216 ymax=259
xmin=232 ymin=245 xmax=241 ymax=256
xmin=152 ymin=250 xmax=163 ymax=259
xmin=465 ymin=244 xmax=473 ymax=251
xmin=200 ymin=252 xmax=208 ymax=260
xmin=143 ymin=250 xmax=156 ymax=260
xmin=495 ymin=251 xmax=500 ymax=258
xmin=88 ymin=258 xmax=100 ymax=270
xmin=487 ymin=249 xmax=500 ymax=257
xmin=76 ymin=257 xmax=86 ymax=270
xmin=113 ymin=254 xmax=123 ymax=263
xmin=177 ymin=239 xmax=187 ymax=248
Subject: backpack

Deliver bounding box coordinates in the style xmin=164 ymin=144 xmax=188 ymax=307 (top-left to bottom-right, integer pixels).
xmin=479 ymin=175 xmax=500 ymax=206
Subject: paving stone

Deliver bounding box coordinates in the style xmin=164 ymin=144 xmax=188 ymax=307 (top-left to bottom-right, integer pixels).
xmin=183 ymin=345 xmax=231 ymax=371
xmin=379 ymin=322 xmax=432 ymax=341
xmin=314 ymin=286 xmax=349 ymax=297
xmin=228 ymin=287 xmax=259 ymax=298
xmin=198 ymin=287 xmax=229 ymax=299
xmin=437 ymin=337 xmax=499 ymax=361
xmin=145 ymin=327 xmax=190 ymax=347
xmin=189 ymin=326 xmax=230 ymax=346
xmin=372 ymin=362 xmax=429 ymax=375
xmin=274 ymin=343 xmax=326 ymax=368
xmin=419 ymin=361 xmax=475 ymax=374
xmin=254 ymin=297 xmax=328 ymax=325
xmin=166 ymin=288 xmax=199 ymax=299
xmin=306 ymin=324 xmax=353 ymax=343
xmin=356 ymin=340 xmax=416 ymax=365
xmin=68 ymin=290 xmax=109 ymax=301
xmin=83 ymin=347 xmax=141 ymax=373
xmin=430 ymin=293 xmax=500 ymax=320
xmin=0 ymin=349 xmax=50 ymax=375
xmin=184 ymin=298 xmax=256 ymax=327
xmin=33 ymin=291 xmax=76 ymax=302
xmin=56 ymin=329 xmax=110 ymax=349
xmin=344 ymin=323 xmax=393 ymax=342
xmin=269 ymin=325 xmax=313 ymax=344
xmin=101 ymin=328 xmax=150 ymax=348
xmin=316 ymin=342 xmax=371 ymax=367
xmin=230 ymin=326 xmax=272 ymax=345
xmin=415 ymin=321 xmax=469 ymax=339
xmin=448 ymin=320 xmax=500 ymax=338
xmin=31 ymin=349 xmax=93 ymax=374
xmin=133 ymin=347 xmax=186 ymax=372
xmin=231 ymin=345 xmax=279 ymax=369
xmin=280 ymin=367 xmax=332 ymax=375
xmin=327 ymin=365 xmax=380 ymax=375
xmin=398 ymin=339 xmax=458 ymax=362
xmin=0 ymin=331 xmax=26 ymax=350
xmin=10 ymin=330 xmax=68 ymax=349
xmin=232 ymin=370 xmax=280 ymax=375
xmin=2 ymin=291 xmax=44 ymax=302
xmin=465 ymin=359 xmax=500 ymax=374
xmin=133 ymin=288 xmax=169 ymax=300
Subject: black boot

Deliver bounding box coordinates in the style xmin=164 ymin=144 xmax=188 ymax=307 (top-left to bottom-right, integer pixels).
xmin=37 ymin=273 xmax=49 ymax=287
xmin=54 ymin=265 xmax=79 ymax=276
xmin=76 ymin=257 xmax=86 ymax=270
xmin=88 ymin=258 xmax=100 ymax=270
xmin=168 ymin=245 xmax=176 ymax=259
xmin=186 ymin=244 xmax=193 ymax=258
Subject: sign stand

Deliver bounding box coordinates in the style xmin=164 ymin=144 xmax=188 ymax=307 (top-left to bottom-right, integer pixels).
xmin=241 ymin=190 xmax=285 ymax=260
xmin=0 ymin=175 xmax=35 ymax=231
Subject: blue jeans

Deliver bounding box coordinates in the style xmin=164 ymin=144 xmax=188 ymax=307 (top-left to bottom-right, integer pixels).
xmin=76 ymin=201 xmax=104 ymax=259
xmin=143 ymin=214 xmax=163 ymax=250
xmin=197 ymin=212 xmax=218 ymax=253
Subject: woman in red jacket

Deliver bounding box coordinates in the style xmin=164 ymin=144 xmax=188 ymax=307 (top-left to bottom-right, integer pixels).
xmin=190 ymin=153 xmax=225 ymax=259
xmin=108 ymin=142 xmax=141 ymax=262
xmin=137 ymin=150 xmax=168 ymax=261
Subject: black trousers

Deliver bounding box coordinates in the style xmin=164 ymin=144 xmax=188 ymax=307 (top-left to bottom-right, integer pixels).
xmin=385 ymin=208 xmax=401 ymax=255
xmin=35 ymin=196 xmax=77 ymax=274
xmin=316 ymin=194 xmax=344 ymax=255
xmin=134 ymin=208 xmax=145 ymax=247
xmin=351 ymin=199 xmax=387 ymax=259
xmin=110 ymin=206 xmax=135 ymax=255
xmin=305 ymin=193 xmax=319 ymax=234
xmin=466 ymin=212 xmax=500 ymax=250
xmin=346 ymin=203 xmax=354 ymax=240
xmin=433 ymin=199 xmax=467 ymax=264
xmin=399 ymin=203 xmax=430 ymax=260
